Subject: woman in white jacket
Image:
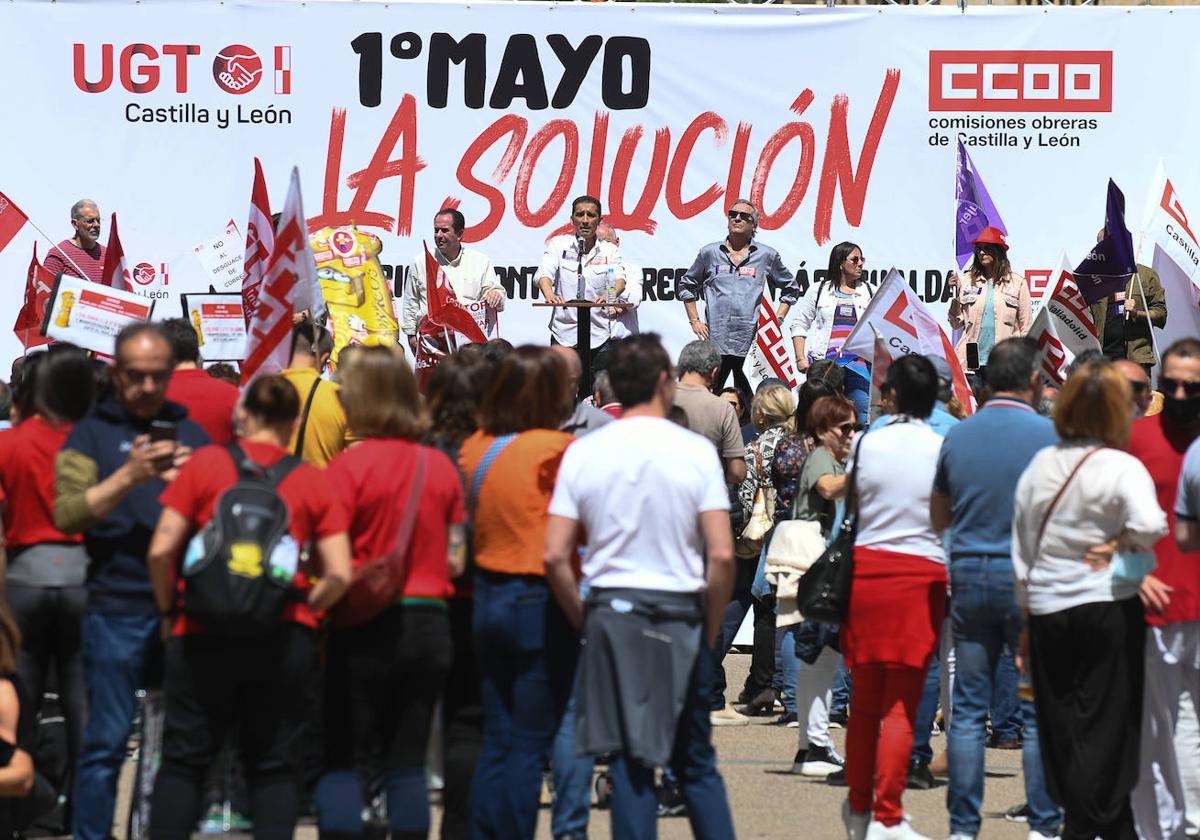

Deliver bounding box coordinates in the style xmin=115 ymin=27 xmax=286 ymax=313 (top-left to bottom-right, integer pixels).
xmin=1012 ymin=359 xmax=1168 ymax=840
xmin=790 ymin=242 xmax=876 ymax=426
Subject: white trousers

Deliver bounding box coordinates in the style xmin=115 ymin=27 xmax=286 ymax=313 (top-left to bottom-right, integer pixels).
xmin=795 ymin=647 xmax=841 ymax=750
xmin=1133 ymin=622 xmax=1200 ymax=840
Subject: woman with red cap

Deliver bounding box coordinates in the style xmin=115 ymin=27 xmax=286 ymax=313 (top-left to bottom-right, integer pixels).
xmin=947 ymin=227 xmax=1031 ymax=370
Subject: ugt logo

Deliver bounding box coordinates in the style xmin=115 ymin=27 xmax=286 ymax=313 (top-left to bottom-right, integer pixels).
xmin=73 ymin=43 xmax=292 ymax=95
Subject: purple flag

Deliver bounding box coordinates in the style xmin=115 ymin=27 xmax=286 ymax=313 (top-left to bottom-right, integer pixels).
xmin=1074 ymin=179 xmax=1137 ymax=305
xmin=955 ymin=139 xmax=1007 ymax=269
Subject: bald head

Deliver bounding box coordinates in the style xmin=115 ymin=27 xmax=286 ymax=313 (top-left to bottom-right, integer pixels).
xmin=551 ymin=344 xmax=582 ymax=387
xmin=596 ymin=223 xmax=618 ymax=246
xmin=1114 ymin=359 xmax=1152 ymax=417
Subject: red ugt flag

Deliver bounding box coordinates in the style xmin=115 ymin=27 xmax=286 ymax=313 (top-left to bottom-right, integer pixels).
xmin=242 ymin=157 xmax=274 ymax=325
xmin=0 ymin=192 xmax=29 ymax=255
xmin=13 ymin=243 xmax=54 ymax=349
xmin=422 ymin=241 xmax=487 ymax=344
xmin=100 ymin=212 xmax=132 ymax=291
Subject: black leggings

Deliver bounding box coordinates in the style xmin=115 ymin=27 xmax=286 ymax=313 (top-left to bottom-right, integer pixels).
xmin=6 ymin=584 xmax=88 ymax=777
xmin=318 ymin=603 xmax=453 ymax=838
xmin=150 ymin=625 xmax=316 ymax=840
xmin=714 ymin=354 xmax=752 ymax=398
xmin=1030 ymin=597 xmax=1144 ymax=840
xmin=441 ymin=597 xmax=482 ymax=840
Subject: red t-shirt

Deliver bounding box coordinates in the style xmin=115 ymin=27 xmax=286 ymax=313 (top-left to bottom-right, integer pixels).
xmin=327 ymin=439 xmax=464 ymax=600
xmin=160 ymin=440 xmax=348 ymax=631
xmin=166 ymin=368 xmax=239 ymax=445
xmin=0 ymin=417 xmax=80 ymax=548
xmin=1127 ymin=413 xmax=1200 ymax=625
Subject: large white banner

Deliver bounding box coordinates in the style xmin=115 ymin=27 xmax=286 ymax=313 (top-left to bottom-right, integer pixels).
xmin=3 ymin=1 xmax=1200 ymax=373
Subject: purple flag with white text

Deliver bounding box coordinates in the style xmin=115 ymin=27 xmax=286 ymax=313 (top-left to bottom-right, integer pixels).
xmin=955 ymin=139 xmax=1007 ymax=270
xmin=1074 ymin=179 xmax=1137 ymax=305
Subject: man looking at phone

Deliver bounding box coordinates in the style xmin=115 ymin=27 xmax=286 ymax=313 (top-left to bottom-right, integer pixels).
xmin=54 ymin=322 xmax=209 ymax=840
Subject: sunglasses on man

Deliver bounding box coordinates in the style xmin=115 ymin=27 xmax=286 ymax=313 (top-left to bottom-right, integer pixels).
xmin=1159 ymin=377 xmax=1200 ymax=398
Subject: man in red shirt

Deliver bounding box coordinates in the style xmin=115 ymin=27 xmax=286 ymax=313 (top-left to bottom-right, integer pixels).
xmin=162 ymin=318 xmax=239 ymax=444
xmin=43 ymin=200 xmax=106 ymax=283
xmin=1126 ymin=338 xmax=1200 ymax=840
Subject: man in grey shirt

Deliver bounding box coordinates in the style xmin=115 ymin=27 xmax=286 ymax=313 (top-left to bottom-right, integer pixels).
xmin=678 ymin=198 xmax=800 ymax=396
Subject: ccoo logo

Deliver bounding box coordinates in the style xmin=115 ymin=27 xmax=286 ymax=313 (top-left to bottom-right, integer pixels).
xmin=929 ymin=50 xmax=1113 ymax=113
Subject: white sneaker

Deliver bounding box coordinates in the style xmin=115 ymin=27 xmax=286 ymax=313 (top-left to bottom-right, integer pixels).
xmin=947 ymin=834 xmax=976 ymax=840
xmin=709 ymin=704 xmax=751 ymax=726
xmin=1027 ymin=832 xmax=1059 ymax=840
xmin=842 ymin=800 xmax=870 ymax=840
xmin=866 ymin=819 xmax=932 ymax=840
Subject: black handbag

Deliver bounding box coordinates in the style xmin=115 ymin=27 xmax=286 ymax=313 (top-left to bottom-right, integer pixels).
xmin=795 ymin=447 xmax=859 ymax=625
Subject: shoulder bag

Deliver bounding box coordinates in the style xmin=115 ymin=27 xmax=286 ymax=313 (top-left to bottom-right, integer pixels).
xmin=794 ymin=446 xmax=859 ymax=625
xmin=738 ymin=441 xmax=775 ymax=556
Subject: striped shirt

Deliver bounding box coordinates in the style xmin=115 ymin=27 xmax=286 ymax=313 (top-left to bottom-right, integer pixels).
xmin=44 ymin=240 xmax=105 ymax=283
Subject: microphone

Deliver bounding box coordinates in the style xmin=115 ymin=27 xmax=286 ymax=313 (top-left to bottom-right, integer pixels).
xmin=575 ymin=235 xmax=586 ymax=300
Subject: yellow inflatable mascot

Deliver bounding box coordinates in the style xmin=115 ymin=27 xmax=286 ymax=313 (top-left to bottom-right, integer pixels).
xmin=309 ymin=225 xmax=399 ymax=370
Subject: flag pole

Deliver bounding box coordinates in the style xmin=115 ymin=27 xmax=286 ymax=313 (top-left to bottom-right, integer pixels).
xmin=22 ymin=216 xmax=91 ymax=281
xmin=1133 ymin=271 xmax=1164 ymax=367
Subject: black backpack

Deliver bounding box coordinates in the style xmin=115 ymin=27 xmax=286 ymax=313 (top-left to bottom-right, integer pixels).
xmin=180 ymin=443 xmax=304 ymax=635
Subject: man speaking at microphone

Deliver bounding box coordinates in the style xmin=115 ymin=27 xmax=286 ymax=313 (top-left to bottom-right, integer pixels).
xmin=537 ymin=196 xmax=626 ymax=378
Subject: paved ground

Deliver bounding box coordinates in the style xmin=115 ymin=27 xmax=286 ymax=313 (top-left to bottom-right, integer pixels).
xmin=106 ymin=653 xmax=1034 ymax=839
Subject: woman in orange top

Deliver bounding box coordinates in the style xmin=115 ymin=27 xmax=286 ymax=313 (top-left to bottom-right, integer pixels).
xmin=459 ymin=346 xmax=576 ymax=839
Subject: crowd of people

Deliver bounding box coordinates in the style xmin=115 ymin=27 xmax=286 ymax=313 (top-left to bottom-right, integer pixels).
xmin=0 ymin=192 xmax=1193 ymax=840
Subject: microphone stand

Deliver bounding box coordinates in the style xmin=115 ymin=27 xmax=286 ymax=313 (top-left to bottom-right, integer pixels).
xmin=575 ymin=235 xmax=586 ymax=301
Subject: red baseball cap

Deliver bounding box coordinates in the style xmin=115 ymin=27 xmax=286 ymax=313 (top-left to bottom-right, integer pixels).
xmin=973 ymin=226 xmax=1009 ymax=251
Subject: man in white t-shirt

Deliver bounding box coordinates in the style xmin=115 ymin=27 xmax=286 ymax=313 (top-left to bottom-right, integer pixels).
xmin=545 ymin=333 xmax=735 ymax=837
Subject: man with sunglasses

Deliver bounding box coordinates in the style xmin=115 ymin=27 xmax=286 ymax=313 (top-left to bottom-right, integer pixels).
xmin=1115 ymin=360 xmax=1154 ymax=419
xmin=53 ymin=323 xmax=210 ymax=839
xmin=678 ymin=200 xmax=799 ymax=397
xmin=1127 ymin=338 xmax=1200 ymax=840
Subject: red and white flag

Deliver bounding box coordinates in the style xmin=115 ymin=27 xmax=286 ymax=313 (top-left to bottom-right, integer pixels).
xmin=1028 ymin=257 xmax=1102 ymax=385
xmin=842 ymin=268 xmax=975 ymax=414
xmin=100 ymin=212 xmax=132 ymax=291
xmin=421 ymin=241 xmax=488 ymax=344
xmin=0 ymin=192 xmax=28 ymax=255
xmin=747 ymin=295 xmax=799 ymax=387
xmin=1140 ymin=161 xmax=1200 ymax=363
xmin=242 ymin=157 xmax=274 ymax=325
xmin=241 ymin=167 xmax=322 ymax=385
xmin=13 ymin=243 xmax=54 ymax=349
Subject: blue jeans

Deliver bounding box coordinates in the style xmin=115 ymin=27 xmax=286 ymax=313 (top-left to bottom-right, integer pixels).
xmin=844 ymin=369 xmax=871 ymax=427
xmin=911 ymin=637 xmax=942 ymax=766
xmin=470 ymin=572 xmax=577 ymax=839
xmin=607 ymin=643 xmax=736 ymax=840
xmin=831 ymin=660 xmax=851 ymax=718
xmin=990 ymin=651 xmax=1022 ymax=741
xmin=73 ymin=610 xmax=161 ymax=840
xmin=781 ymin=627 xmax=800 ymax=716
xmin=709 ymin=589 xmax=753 ymax=711
xmin=551 ymin=678 xmax=594 ymax=838
xmin=946 ymin=556 xmax=1059 ymax=837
